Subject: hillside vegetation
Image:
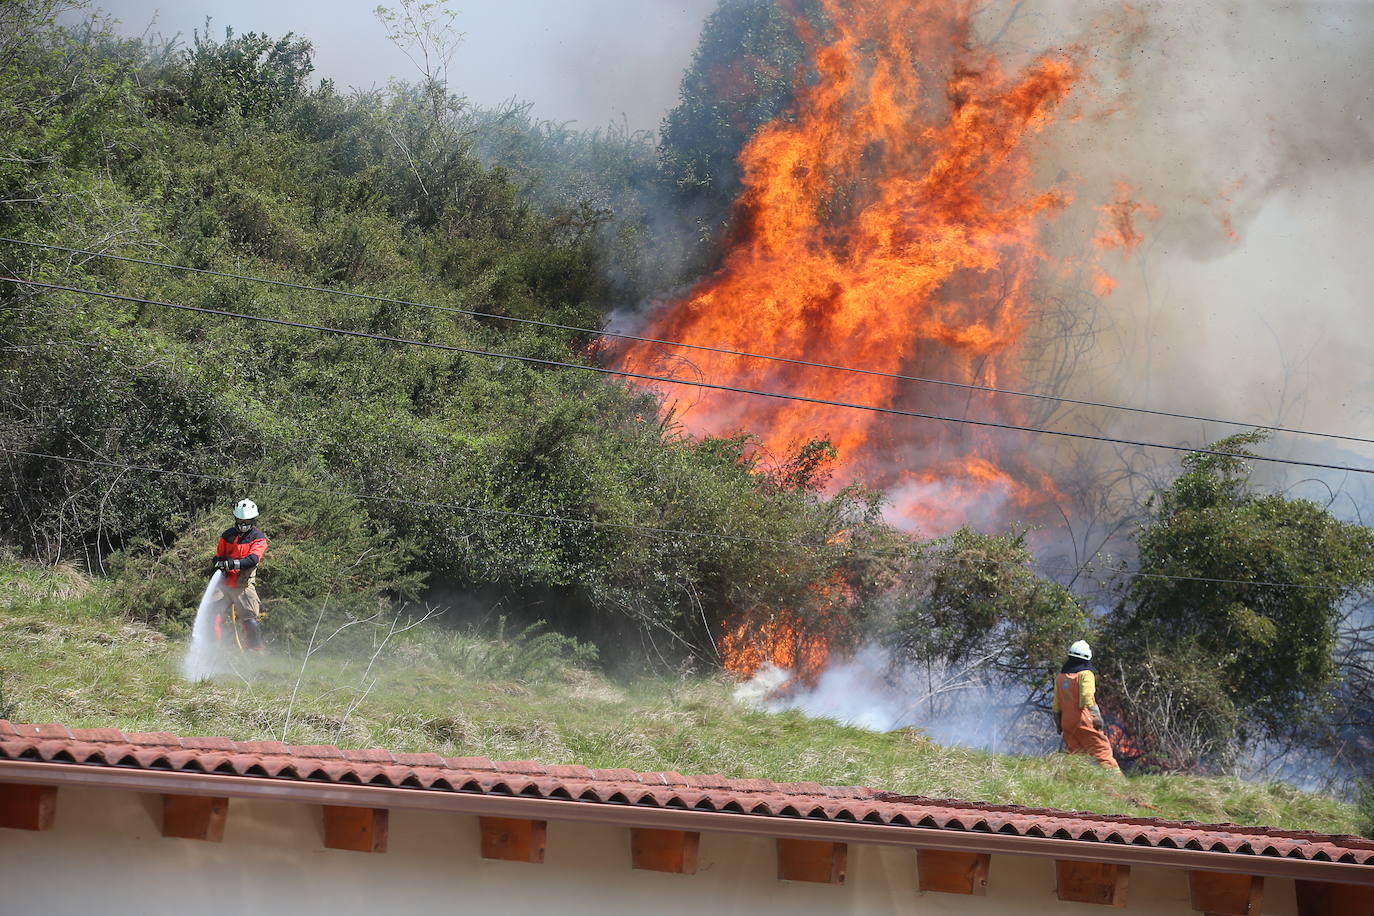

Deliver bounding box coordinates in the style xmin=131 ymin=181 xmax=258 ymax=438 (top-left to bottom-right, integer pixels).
xmin=1 ymin=555 xmax=1365 ymax=835
xmin=0 ymin=2 xmax=895 ymax=664
xmin=2 ymin=0 xmax=1373 ymax=797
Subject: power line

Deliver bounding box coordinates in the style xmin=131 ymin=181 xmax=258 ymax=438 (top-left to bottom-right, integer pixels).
xmin=4 ymin=235 xmax=1368 ymax=446
xmin=1037 ymin=562 xmax=1358 ymax=594
xmin=0 ymin=447 xmax=830 ymax=550
xmin=7 ymin=275 xmax=1374 ymax=479
xmin=4 ymin=446 xmax=1361 ymax=593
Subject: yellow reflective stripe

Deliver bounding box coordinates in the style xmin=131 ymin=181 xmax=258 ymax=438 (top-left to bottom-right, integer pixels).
xmin=1079 ymin=670 xmax=1096 ymax=707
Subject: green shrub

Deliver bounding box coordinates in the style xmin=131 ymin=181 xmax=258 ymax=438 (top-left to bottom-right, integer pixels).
xmin=880 ymin=528 xmax=1089 ymax=694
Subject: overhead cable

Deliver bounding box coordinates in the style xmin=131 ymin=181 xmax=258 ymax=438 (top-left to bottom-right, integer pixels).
xmin=3 ymin=236 xmax=1369 ymax=446
xmin=3 ymin=446 xmax=1360 ymax=593
xmin=6 ymin=275 xmax=1373 ymax=478
xmin=0 ymin=447 xmax=828 ymax=550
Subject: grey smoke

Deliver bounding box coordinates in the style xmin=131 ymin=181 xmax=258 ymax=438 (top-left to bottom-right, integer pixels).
xmin=998 ymin=0 xmax=1374 ymax=499
xmin=734 ymin=645 xmax=1054 ymax=755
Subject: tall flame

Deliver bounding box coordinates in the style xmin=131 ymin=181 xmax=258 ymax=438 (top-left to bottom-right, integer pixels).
xmin=614 ymin=0 xmax=1083 ymax=535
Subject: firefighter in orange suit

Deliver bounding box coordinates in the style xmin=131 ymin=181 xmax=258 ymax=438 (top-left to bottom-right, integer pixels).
xmin=1052 ymin=640 xmax=1120 ymax=771
xmin=212 ymin=498 xmax=268 ymax=650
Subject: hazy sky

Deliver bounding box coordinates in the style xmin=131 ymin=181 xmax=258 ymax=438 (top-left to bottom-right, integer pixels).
xmin=86 ymin=0 xmax=717 ymax=130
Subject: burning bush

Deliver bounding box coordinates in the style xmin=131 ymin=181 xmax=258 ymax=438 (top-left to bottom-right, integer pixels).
xmin=1101 ymin=650 xmax=1242 ymax=773
xmin=614 ymin=0 xmax=1083 ymax=538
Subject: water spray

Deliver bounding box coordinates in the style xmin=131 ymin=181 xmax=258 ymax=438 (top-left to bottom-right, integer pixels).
xmin=181 ymin=570 xmax=226 ymax=680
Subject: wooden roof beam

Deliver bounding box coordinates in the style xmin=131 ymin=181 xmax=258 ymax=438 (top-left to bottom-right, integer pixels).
xmin=632 ymin=828 xmax=699 ymax=874
xmin=0 ymin=782 xmax=55 ymax=831
xmin=162 ymin=794 xmax=228 ymax=842
xmin=1189 ymin=870 xmax=1263 ymax=915
xmin=777 ymin=838 xmax=847 ymax=884
xmin=1295 ymin=879 xmax=1374 ymax=916
xmin=1057 ymin=860 xmax=1130 ymax=907
xmin=323 ymin=805 xmax=388 ymax=853
xmin=480 ymin=816 xmax=546 ymax=863
xmin=919 ymin=849 xmax=991 ymax=895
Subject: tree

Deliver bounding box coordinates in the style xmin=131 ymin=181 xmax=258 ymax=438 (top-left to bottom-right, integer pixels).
xmin=374 ymin=1 xmax=462 ymax=116
xmin=880 ymin=527 xmax=1088 ymax=696
xmin=657 ymin=0 xmax=821 ymax=279
xmin=1104 ymin=432 xmax=1374 ymax=762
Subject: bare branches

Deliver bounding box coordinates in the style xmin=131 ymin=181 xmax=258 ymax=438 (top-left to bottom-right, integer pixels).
xmin=1108 ymin=656 xmax=1237 ymax=771
xmin=281 ymin=595 xmax=335 ymax=741
xmin=374 ymin=0 xmax=463 ymax=113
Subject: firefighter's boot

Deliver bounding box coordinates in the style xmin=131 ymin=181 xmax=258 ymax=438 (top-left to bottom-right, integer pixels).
xmin=242 ymin=617 xmax=266 ymax=651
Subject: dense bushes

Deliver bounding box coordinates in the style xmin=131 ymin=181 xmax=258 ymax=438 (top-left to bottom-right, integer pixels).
xmin=1099 ymin=434 xmax=1374 ymax=770
xmin=880 ymin=528 xmax=1089 ymax=696
xmin=0 ymin=3 xmax=884 ymax=668
xmin=107 ymin=465 xmax=424 ymax=643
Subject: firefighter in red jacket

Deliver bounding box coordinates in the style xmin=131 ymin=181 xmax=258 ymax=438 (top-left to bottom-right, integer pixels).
xmin=1052 ymin=640 xmax=1121 ymax=772
xmin=212 ymin=498 xmax=268 ymax=650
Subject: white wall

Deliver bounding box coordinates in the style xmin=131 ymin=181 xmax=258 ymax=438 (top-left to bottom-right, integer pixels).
xmin=0 ymin=786 xmax=1300 ymax=915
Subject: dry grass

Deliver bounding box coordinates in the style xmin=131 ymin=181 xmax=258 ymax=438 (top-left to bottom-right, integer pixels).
xmin=0 ymin=555 xmax=1366 ymax=835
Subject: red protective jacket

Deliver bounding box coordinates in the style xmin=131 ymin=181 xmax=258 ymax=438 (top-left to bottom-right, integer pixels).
xmin=215 ymin=526 xmax=268 ymax=588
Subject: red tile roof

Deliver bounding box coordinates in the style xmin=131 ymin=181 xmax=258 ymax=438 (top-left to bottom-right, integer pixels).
xmin=3 ymin=720 xmax=1373 ymax=870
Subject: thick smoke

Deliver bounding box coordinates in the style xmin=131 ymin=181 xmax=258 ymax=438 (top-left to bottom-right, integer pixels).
xmin=998 ymin=0 xmax=1374 ymax=513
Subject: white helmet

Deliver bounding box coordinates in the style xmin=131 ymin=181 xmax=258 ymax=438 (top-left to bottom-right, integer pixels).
xmin=233 ymin=499 xmax=259 ymax=522
xmin=1068 ymin=640 xmax=1092 ymax=660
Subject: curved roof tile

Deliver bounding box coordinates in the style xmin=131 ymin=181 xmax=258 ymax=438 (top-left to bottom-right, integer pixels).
xmin=1 ymin=719 xmax=1371 ymax=867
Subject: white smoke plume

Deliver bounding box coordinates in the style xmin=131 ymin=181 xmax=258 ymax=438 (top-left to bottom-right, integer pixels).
xmin=900 ymin=0 xmax=1374 ymax=566
xmin=734 ymin=645 xmax=1053 ymax=754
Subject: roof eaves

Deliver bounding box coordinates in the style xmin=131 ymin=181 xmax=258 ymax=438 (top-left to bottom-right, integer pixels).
xmin=1 ymin=755 xmax=1371 ymax=887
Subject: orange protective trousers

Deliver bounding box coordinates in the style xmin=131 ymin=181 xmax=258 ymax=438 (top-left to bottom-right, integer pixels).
xmin=1056 ymin=672 xmax=1119 ymax=770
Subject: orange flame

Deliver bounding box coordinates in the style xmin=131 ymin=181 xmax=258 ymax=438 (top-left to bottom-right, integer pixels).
xmin=720 ymin=611 xmax=834 ymax=683
xmin=1106 ymin=722 xmax=1142 ymax=760
xmin=720 ymin=569 xmax=857 ymax=682
xmin=612 ymin=0 xmax=1084 ymax=536
xmin=887 ymin=456 xmax=1052 ymax=535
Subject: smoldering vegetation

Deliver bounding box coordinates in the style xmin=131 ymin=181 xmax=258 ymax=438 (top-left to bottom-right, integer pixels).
xmin=737 ymin=648 xmax=1054 ymax=756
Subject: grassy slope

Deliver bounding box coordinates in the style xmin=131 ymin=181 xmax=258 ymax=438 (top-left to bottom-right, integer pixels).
xmin=0 ymin=558 xmax=1362 ymax=835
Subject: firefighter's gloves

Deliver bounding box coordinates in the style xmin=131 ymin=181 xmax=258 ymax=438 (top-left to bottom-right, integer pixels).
xmin=1089 ymin=704 xmax=1106 ymax=733
xmin=1053 ymin=717 xmax=1062 ymax=734
xmin=213 ymin=558 xmax=228 ymax=572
